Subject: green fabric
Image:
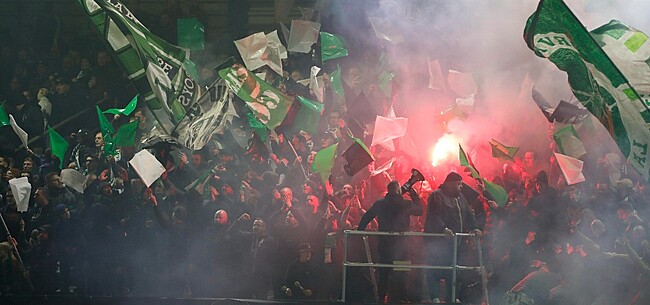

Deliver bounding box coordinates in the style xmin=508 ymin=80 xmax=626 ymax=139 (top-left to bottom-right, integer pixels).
xmin=97 ymin=106 xmax=115 ymax=135
xmin=0 ymin=104 xmax=10 ymax=126
xmin=377 ymin=52 xmax=394 ymax=98
xmin=186 ymin=167 xmax=213 ymax=194
xmin=96 ymin=106 xmax=118 ymax=156
xmin=219 ymin=66 xmax=292 ymax=129
xmin=553 ymin=124 xmax=587 ymax=159
xmin=104 ymin=95 xmax=138 ymax=115
xmin=177 ymin=18 xmax=205 ymax=50
xmin=490 ymin=139 xmax=519 ymax=161
xmin=524 ymin=0 xmax=650 ymax=181
xmin=48 ymin=127 xmax=69 ymax=169
xmin=377 ymin=71 xmax=394 ymax=98
xmin=458 ymin=144 xmax=480 ymax=179
xmin=247 ymin=112 xmax=268 ymax=142
xmin=293 ymin=95 xmax=324 ymax=135
xmin=320 ymin=32 xmax=348 ymax=61
xmin=114 ymin=120 xmax=139 ymax=147
xmin=329 ymin=65 xmax=344 ymax=97
xmin=482 ymin=178 xmax=508 ymax=207
xmin=311 ymin=143 xmax=338 ymax=184
xmin=77 ymin=0 xmax=203 ymax=131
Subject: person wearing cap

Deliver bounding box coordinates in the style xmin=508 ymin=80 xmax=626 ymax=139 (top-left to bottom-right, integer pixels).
xmin=424 ymin=171 xmax=481 ymax=303
xmin=69 ymin=129 xmax=94 ymax=172
xmin=358 ymin=180 xmax=423 ymax=303
xmin=282 ymin=242 xmax=322 ymax=299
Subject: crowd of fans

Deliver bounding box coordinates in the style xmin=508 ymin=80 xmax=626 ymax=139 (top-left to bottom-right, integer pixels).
xmin=1 ymin=1 xmax=650 ymax=305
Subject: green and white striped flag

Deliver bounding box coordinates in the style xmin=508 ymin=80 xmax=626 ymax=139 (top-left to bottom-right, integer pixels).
xmin=524 ymin=0 xmax=650 ymax=181
xmin=77 ymin=0 xmax=202 ymax=133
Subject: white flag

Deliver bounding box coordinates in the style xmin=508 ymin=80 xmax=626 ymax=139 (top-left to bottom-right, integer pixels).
xmin=447 ymin=70 xmax=477 ymax=97
xmin=287 ymin=20 xmax=320 ymax=53
xmin=554 ymin=152 xmax=586 ymax=185
xmin=9 ymin=114 xmax=29 ymax=149
xmin=371 ymin=115 xmax=408 ymax=149
xmin=371 ymin=158 xmax=396 ymax=176
xmin=518 ymin=72 xmax=534 ymax=100
xmin=427 ymin=58 xmax=446 ymax=91
xmin=368 ymin=15 xmax=404 ymax=44
xmin=61 ymin=169 xmax=87 ymax=194
xmin=129 ymin=149 xmax=166 ymax=187
xmin=234 ymin=32 xmax=269 ymax=72
xmin=9 ymin=177 xmax=31 ymax=212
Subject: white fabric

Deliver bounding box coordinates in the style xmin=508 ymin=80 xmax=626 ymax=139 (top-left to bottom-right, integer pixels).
xmin=9 ymin=177 xmax=31 ymax=212
xmin=554 ymin=152 xmax=586 ymax=185
xmin=129 ymin=150 xmax=166 ymax=187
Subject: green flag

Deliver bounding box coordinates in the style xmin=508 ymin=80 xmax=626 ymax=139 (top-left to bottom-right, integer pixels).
xmin=48 ymin=127 xmax=69 ymax=169
xmin=186 ymin=166 xmax=213 ymax=195
xmin=524 ymin=0 xmax=650 ymax=181
xmin=97 ymin=106 xmax=115 ymax=135
xmin=293 ymin=95 xmax=324 ymax=135
xmin=219 ymin=65 xmax=292 ymax=129
xmin=247 ymin=111 xmax=268 ymax=142
xmin=114 ymin=120 xmax=139 ymax=147
xmin=104 ymin=95 xmax=139 ymax=115
xmin=177 ymin=18 xmax=205 ymax=50
xmin=377 ymin=71 xmax=395 ymax=98
xmin=489 ymin=138 xmax=519 ymax=161
xmin=377 ymin=52 xmax=394 ymax=98
xmin=320 ymin=32 xmax=348 ymax=62
xmin=553 ymin=125 xmax=586 ymax=159
xmin=459 ymin=144 xmax=481 ymax=179
xmin=96 ymin=106 xmax=118 ymax=156
xmin=77 ymin=0 xmax=203 ymax=134
xmin=329 ymin=65 xmax=345 ymax=97
xmin=0 ymin=104 xmax=10 ymax=126
xmin=311 ymin=143 xmax=339 ymax=184
xmin=482 ymin=178 xmax=508 ymax=207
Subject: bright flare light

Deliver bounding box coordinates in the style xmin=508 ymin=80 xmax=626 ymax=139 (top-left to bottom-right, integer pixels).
xmin=430 ymin=133 xmax=461 ymax=166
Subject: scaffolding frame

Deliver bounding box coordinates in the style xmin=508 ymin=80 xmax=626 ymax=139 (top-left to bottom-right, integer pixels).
xmin=340 ymin=230 xmax=489 ymax=304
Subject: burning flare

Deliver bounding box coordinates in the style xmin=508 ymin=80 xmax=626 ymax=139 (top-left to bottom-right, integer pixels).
xmin=430 ymin=133 xmax=461 ymax=166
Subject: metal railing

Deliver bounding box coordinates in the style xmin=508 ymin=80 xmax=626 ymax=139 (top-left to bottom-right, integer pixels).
xmin=341 ymin=230 xmax=489 ymax=304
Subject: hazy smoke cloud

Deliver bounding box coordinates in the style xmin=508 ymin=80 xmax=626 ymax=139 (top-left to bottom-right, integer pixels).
xmin=326 ymin=0 xmax=650 ymax=178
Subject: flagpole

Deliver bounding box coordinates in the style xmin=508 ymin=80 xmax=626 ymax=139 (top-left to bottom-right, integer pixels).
xmin=0 ymin=212 xmax=34 ymax=291
xmin=285 ymin=134 xmax=309 ymax=180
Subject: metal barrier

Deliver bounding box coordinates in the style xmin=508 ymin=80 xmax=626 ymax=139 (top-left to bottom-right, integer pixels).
xmin=341 ymin=230 xmax=489 ymax=304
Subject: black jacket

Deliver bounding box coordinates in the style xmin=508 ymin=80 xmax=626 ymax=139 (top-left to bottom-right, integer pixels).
xmin=424 ymin=188 xmax=478 ymax=234
xmin=358 ymin=193 xmax=422 ymax=232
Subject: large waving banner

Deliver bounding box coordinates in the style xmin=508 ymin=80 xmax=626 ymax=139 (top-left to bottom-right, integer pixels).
xmin=77 ymin=0 xmax=202 ymax=134
xmin=524 ymin=0 xmax=650 ymax=181
xmin=174 ymin=81 xmax=237 ymax=150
